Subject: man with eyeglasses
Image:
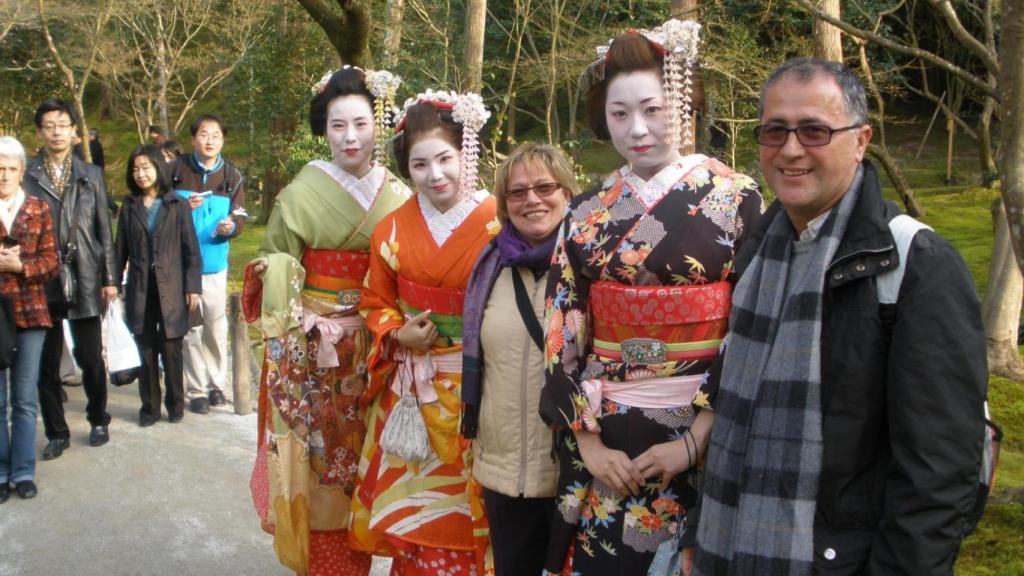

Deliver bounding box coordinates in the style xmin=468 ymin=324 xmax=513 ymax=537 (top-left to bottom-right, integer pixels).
xmin=686 ymin=59 xmax=986 ymax=575
xmin=169 ymin=113 xmax=246 ymax=416
xmin=21 ymin=98 xmax=119 ymax=458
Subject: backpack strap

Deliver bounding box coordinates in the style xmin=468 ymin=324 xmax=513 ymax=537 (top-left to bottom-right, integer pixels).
xmin=876 ymin=214 xmax=932 ymax=305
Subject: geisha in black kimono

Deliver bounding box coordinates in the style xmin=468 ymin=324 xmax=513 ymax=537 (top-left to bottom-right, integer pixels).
xmin=540 ymin=21 xmax=764 ymax=576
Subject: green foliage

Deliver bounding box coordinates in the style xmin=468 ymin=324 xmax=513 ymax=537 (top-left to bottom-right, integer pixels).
xmin=283 ymin=123 xmax=331 ymax=180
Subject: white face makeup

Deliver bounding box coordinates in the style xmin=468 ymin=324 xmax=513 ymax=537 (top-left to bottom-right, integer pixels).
xmin=604 ymin=69 xmax=682 ymax=180
xmin=326 ymin=94 xmax=376 ymax=177
xmin=505 ymin=162 xmax=569 ymax=246
xmin=408 ymin=134 xmax=462 ymax=213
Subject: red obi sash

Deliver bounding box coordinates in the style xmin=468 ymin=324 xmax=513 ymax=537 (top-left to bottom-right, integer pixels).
xmin=301 ymin=249 xmax=369 ymax=304
xmin=589 ymin=281 xmax=731 ymax=363
xmin=397 ymin=276 xmax=465 ymax=317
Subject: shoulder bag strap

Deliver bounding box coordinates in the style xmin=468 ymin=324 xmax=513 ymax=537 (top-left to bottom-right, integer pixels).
xmin=511 ymin=268 xmax=545 ymax=352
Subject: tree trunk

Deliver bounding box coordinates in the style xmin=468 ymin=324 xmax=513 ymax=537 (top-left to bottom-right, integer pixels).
xmin=867 ymin=144 xmax=924 ymax=217
xmin=461 ymin=0 xmax=486 ymax=92
xmin=295 ymin=0 xmax=369 ymax=65
xmin=984 ymin=198 xmax=1024 ymax=380
xmin=813 ymin=0 xmax=843 ymax=61
xmin=979 ymin=91 xmax=999 ymax=187
xmin=1000 ymin=0 xmax=1024 ymax=273
xmin=382 ymin=0 xmax=405 ymax=68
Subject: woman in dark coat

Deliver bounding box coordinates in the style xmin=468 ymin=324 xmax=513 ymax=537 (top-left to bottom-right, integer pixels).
xmin=116 ymin=144 xmax=201 ymax=426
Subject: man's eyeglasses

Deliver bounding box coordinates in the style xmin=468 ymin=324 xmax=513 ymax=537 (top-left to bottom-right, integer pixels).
xmin=40 ymin=123 xmax=73 ymax=133
xmin=506 ymin=182 xmax=562 ymax=203
xmin=196 ymin=133 xmax=224 ymax=142
xmin=754 ymin=123 xmax=863 ymax=147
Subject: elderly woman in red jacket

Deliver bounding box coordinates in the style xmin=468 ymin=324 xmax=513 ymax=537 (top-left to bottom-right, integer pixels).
xmin=0 ymin=135 xmax=59 ymax=503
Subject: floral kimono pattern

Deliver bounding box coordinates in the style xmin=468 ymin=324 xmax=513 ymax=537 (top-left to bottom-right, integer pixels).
xmin=351 ymin=192 xmax=499 ymax=576
xmin=540 ymin=156 xmax=763 ymax=575
xmin=247 ymin=161 xmax=410 ymax=576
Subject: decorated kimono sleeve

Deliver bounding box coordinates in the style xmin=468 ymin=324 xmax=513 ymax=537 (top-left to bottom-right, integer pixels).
xmin=358 ymin=217 xmax=405 ymax=407
xmin=248 ymin=204 xmax=306 ymax=338
xmin=694 ymin=175 xmax=764 ymax=411
xmin=256 ymin=198 xmax=306 ymax=262
xmin=539 ymin=216 xmax=594 ymax=431
xmin=727 ymin=175 xmax=765 ymax=277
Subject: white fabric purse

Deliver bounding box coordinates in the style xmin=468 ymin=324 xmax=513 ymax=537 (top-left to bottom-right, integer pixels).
xmin=379 ymin=350 xmax=433 ymax=462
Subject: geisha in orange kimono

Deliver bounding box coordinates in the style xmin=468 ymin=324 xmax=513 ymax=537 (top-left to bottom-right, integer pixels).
xmin=350 ymin=91 xmax=499 ymax=575
xmin=244 ymin=67 xmax=410 ymax=576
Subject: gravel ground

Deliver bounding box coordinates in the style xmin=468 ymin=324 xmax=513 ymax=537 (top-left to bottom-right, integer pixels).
xmin=0 ymin=383 xmax=391 ymax=576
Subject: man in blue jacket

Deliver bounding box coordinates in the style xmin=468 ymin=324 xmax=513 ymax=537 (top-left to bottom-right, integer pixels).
xmin=170 ymin=113 xmax=245 ymax=414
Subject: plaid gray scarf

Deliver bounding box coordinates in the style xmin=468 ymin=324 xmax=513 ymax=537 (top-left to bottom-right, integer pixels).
xmin=694 ymin=167 xmax=863 ymax=575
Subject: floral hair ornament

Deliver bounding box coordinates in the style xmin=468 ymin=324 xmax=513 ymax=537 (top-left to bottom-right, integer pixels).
xmin=311 ymin=65 xmax=404 ymax=164
xmin=585 ymin=19 xmax=701 ymax=149
xmin=395 ymin=89 xmax=491 ymax=201
xmin=365 ymin=69 xmax=403 ymax=164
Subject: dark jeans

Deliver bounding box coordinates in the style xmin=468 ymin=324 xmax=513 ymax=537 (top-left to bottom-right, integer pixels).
xmin=483 ymin=487 xmax=556 ymax=576
xmin=136 ymin=272 xmax=184 ymax=421
xmin=38 ymin=312 xmax=110 ymax=440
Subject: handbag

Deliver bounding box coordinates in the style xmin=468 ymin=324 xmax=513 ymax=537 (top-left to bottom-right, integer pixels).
xmin=379 ymin=352 xmax=433 ymax=462
xmin=104 ymin=299 xmax=142 ymax=385
xmin=0 ymin=295 xmax=15 ymax=371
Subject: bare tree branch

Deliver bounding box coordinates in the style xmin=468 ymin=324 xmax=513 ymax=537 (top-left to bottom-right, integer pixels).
xmin=792 ymin=0 xmax=997 ymax=98
xmin=925 ymin=0 xmax=998 ymax=73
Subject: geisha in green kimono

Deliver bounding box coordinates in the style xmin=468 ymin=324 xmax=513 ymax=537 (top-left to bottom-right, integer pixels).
xmin=243 ymin=66 xmax=411 ymax=576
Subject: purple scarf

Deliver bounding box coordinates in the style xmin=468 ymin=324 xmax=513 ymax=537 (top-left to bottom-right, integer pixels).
xmin=461 ymin=223 xmax=559 ymax=438
xmin=496 ymin=223 xmax=558 ymax=272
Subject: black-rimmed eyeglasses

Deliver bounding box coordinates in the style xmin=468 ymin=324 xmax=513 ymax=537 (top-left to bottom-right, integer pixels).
xmin=754 ymin=123 xmax=863 ymax=147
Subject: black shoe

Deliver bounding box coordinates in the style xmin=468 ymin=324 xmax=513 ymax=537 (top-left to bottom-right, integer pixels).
xmin=89 ymin=425 xmax=110 ymax=447
xmin=168 ymin=412 xmax=184 ymax=423
xmin=189 ymin=397 xmax=210 ymax=414
xmin=208 ymin=389 xmax=226 ymax=407
xmin=15 ymin=480 xmax=37 ymax=499
xmin=0 ymin=483 xmax=9 ymax=504
xmin=139 ymin=415 xmax=158 ymax=427
xmin=42 ymin=438 xmax=70 ymax=460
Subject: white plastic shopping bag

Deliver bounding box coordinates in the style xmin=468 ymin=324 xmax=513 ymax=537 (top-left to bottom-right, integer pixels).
xmin=105 ymin=299 xmax=141 ymax=373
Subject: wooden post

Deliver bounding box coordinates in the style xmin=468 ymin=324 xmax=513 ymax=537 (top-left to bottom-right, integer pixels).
xmin=946 ymin=115 xmax=956 ymax=185
xmin=229 ymin=292 xmax=252 ymax=415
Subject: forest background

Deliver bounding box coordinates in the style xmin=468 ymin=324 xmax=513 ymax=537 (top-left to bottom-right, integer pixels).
xmin=1 ymin=0 xmax=1023 ymax=574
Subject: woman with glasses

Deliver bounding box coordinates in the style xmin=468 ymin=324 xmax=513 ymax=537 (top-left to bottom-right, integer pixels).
xmin=460 ymin=143 xmax=579 ymax=575
xmin=539 ymin=22 xmax=763 ymax=575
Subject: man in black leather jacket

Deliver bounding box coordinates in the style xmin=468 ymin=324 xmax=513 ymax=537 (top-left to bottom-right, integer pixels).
xmin=21 ymin=99 xmax=119 ymax=458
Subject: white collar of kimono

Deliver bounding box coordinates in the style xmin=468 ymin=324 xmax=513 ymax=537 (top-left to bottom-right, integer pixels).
xmin=615 ymin=153 xmax=709 ymax=208
xmin=310 ymin=160 xmax=385 ymax=211
xmin=417 ymin=189 xmax=489 ymax=246
xmin=0 ymin=187 xmax=25 ymax=235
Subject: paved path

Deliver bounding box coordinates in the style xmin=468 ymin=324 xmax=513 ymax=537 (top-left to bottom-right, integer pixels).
xmin=1 ymin=383 xmax=390 ymax=576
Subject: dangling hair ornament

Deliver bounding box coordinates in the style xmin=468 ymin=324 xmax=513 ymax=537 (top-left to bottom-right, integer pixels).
xmin=311 ymin=65 xmax=403 ymax=165
xmin=395 ymin=89 xmax=491 ymax=200
xmin=648 ymin=19 xmax=701 ymax=149
xmin=365 ymin=69 xmax=403 ymax=164
xmin=584 ymin=19 xmax=701 ymax=149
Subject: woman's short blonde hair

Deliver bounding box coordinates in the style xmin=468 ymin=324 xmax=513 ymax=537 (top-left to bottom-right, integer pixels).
xmin=493 ymin=142 xmax=580 ymax=223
